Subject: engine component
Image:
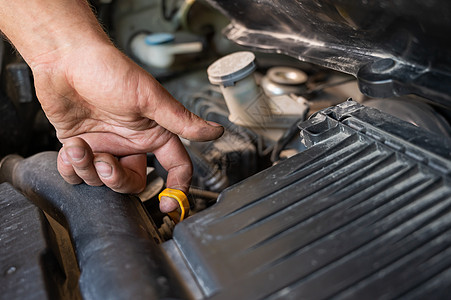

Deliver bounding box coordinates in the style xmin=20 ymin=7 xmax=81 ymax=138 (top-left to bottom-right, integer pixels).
xmin=6 ymin=62 xmax=33 ymax=104
xmin=113 ymin=0 xmax=182 ymax=52
xmin=113 ymin=0 xmax=237 ymax=78
xmin=0 ymin=183 xmax=55 ymax=300
xmin=0 ymin=89 xmax=27 ymax=157
xmin=130 ymin=32 xmax=204 ymax=69
xmin=261 ymin=66 xmax=308 ymax=96
xmin=166 ymin=100 xmax=451 ymax=299
xmin=158 ymin=216 xmax=175 ymax=240
xmin=179 ymin=84 xmax=261 ymax=190
xmin=207 ymin=51 xmax=308 ymax=131
xmin=0 ymin=42 xmax=58 ymax=158
xmin=175 ymin=64 xmax=311 ymax=191
xmin=186 ymin=145 xmax=229 ymax=192
xmin=363 ymin=97 xmax=451 ymax=138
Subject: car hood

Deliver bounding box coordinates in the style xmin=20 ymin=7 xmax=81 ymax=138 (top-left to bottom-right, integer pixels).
xmin=206 ymin=0 xmax=451 ymax=108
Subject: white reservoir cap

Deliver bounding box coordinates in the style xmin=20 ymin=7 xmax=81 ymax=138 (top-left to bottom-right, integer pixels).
xmin=207 ymin=51 xmax=256 ymax=86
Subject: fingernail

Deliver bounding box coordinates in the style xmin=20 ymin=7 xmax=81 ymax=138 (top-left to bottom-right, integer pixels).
xmin=95 ymin=161 xmax=113 ymax=178
xmin=207 ymin=121 xmax=223 ymax=127
xmin=66 ymin=146 xmax=85 ymax=162
xmin=60 ymin=150 xmax=70 ymax=164
xmin=160 ymin=196 xmax=179 ymax=213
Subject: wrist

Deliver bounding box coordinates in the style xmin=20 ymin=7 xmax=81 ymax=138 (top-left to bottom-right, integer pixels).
xmin=0 ymin=0 xmax=111 ymax=69
xmin=28 ymin=33 xmax=112 ymax=74
xmin=26 ymin=9 xmax=112 ymax=71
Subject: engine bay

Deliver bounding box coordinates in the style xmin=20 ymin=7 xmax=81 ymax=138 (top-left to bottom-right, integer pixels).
xmin=1 ymin=0 xmax=451 ymax=299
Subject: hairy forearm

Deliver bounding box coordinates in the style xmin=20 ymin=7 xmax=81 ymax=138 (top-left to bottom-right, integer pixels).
xmin=0 ymin=0 xmax=110 ymax=68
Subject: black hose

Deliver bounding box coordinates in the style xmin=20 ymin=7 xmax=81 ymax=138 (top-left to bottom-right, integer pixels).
xmin=1 ymin=152 xmax=190 ymax=300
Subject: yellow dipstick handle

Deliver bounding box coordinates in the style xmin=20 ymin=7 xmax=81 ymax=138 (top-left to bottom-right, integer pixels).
xmin=158 ymin=188 xmax=190 ymax=223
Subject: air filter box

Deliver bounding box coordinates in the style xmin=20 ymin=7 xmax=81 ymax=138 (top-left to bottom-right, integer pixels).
xmin=168 ymin=100 xmax=451 ymax=299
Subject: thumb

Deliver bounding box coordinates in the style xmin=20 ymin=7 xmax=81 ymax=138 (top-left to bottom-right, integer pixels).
xmin=145 ymin=82 xmax=224 ymax=141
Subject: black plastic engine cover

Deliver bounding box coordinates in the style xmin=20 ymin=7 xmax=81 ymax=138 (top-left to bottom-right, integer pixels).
xmin=0 ymin=183 xmax=52 ymax=299
xmin=172 ymin=100 xmax=451 ymax=299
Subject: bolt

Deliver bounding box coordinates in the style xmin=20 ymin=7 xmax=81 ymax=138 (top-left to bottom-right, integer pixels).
xmin=371 ymin=58 xmax=395 ymax=73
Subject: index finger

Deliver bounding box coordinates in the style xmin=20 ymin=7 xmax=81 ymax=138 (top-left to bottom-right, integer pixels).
xmin=140 ymin=78 xmax=224 ymax=142
xmin=152 ymin=134 xmax=192 ymax=212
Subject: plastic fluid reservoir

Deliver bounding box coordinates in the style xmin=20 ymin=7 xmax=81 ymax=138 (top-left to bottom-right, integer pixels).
xmin=207 ymin=51 xmax=273 ymax=127
xmin=131 ymin=33 xmax=203 ymax=69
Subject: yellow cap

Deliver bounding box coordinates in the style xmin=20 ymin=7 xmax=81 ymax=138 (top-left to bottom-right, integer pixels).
xmin=158 ymin=188 xmax=190 ymax=223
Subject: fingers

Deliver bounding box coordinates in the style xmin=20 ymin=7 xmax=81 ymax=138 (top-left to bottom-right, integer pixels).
xmin=153 ymin=135 xmax=192 ymax=213
xmin=159 ymin=196 xmax=180 ymax=213
xmin=58 ymin=138 xmax=103 ymax=186
xmin=58 ymin=136 xmax=182 ymax=212
xmin=93 ymin=153 xmax=147 ymax=194
xmin=57 ymin=137 xmax=147 ymax=194
xmin=58 ymin=148 xmax=83 ymax=185
xmin=144 ymin=82 xmax=224 ymax=142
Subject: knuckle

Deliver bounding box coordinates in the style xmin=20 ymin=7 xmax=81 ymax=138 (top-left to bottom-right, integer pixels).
xmin=127 ymin=178 xmax=146 ymax=194
xmin=101 ymin=170 xmax=125 ymax=191
xmin=178 ymin=110 xmax=196 ymax=136
xmin=106 ymin=179 xmax=125 ymax=192
xmin=72 ymin=160 xmax=92 ymax=170
xmin=74 ymin=168 xmax=102 ymax=186
xmin=137 ymin=180 xmax=146 ymax=193
xmin=84 ymin=179 xmax=103 ymax=187
xmin=62 ymin=173 xmax=83 ymax=185
xmin=57 ymin=165 xmax=80 ymax=184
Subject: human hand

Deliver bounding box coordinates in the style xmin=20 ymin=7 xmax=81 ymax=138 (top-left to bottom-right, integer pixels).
xmin=0 ymin=0 xmax=223 ymax=213
xmin=31 ymin=43 xmax=223 ymax=212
